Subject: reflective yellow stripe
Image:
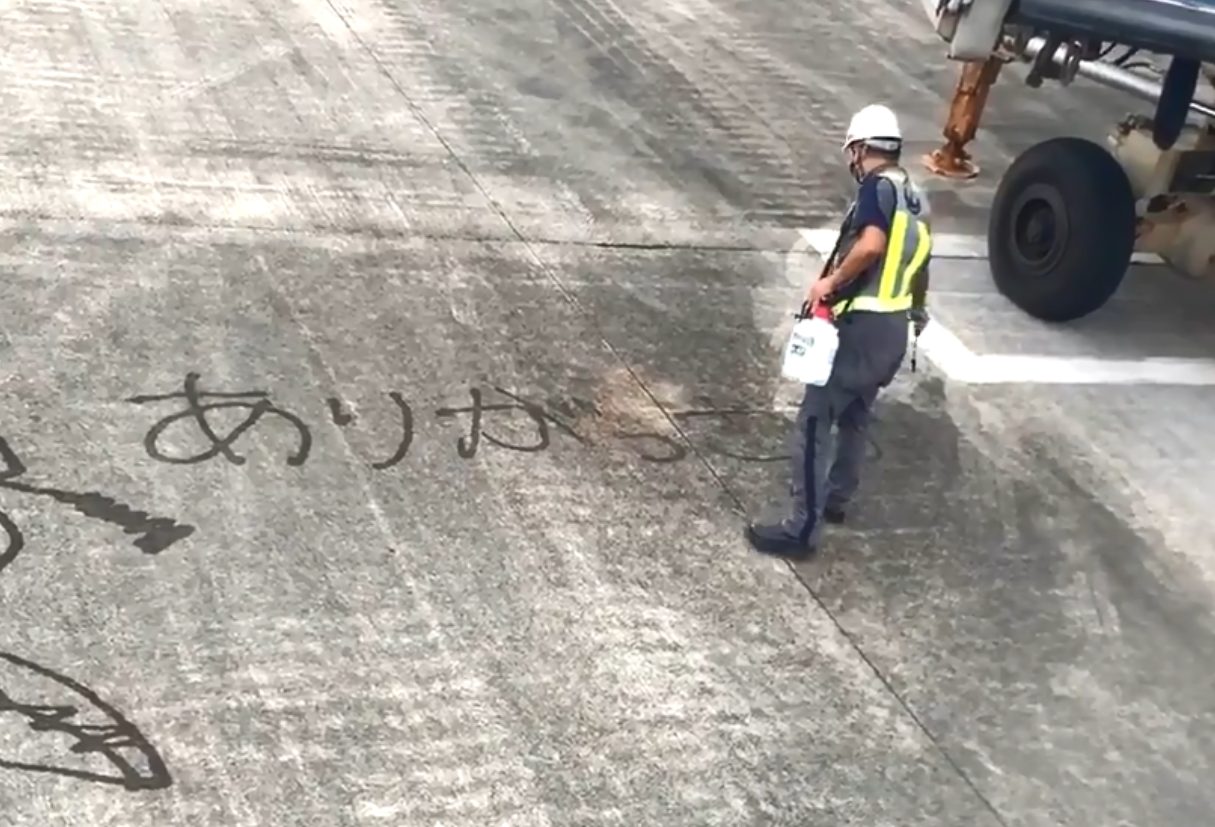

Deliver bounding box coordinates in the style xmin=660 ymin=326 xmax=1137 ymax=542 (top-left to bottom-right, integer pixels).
xmin=830 ymin=206 xmax=931 ymax=316
xmin=899 ymin=222 xmax=932 ymax=296
xmin=877 ymin=211 xmax=908 ymax=304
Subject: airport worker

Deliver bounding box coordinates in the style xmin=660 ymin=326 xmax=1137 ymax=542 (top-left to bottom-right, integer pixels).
xmin=746 ymin=103 xmax=933 ymax=560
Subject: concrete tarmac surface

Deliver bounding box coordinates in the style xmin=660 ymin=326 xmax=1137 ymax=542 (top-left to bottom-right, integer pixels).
xmin=3 ymin=0 xmax=1215 ymax=825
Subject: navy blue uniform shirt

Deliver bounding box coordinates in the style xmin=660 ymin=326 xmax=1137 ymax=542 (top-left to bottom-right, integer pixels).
xmin=852 ymin=171 xmax=896 ymax=234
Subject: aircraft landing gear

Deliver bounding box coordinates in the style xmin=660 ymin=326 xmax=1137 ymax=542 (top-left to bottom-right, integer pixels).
xmin=923 ymin=58 xmax=1003 ymax=179
xmin=925 ymin=57 xmax=1138 ymax=322
xmin=987 ymin=137 xmax=1136 ymax=322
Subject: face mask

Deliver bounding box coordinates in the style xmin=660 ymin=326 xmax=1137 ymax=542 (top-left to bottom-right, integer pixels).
xmin=847 ymin=148 xmax=864 ymax=182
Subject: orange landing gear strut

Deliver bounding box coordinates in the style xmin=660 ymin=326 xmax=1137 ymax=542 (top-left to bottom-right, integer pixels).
xmin=923 ymin=57 xmax=1003 ymax=179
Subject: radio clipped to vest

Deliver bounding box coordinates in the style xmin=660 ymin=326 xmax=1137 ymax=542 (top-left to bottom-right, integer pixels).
xmin=781 ymin=304 xmax=839 ymax=386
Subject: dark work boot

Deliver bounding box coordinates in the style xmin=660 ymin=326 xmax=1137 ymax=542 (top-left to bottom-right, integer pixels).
xmin=744 ymin=522 xmax=816 ymax=561
xmin=823 ymin=505 xmax=846 ymax=525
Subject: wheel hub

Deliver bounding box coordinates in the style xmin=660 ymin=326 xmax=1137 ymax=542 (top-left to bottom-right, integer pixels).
xmin=1008 ymin=184 xmax=1068 ymax=276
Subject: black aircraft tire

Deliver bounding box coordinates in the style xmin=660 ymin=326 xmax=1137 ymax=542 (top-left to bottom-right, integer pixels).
xmin=987 ymin=137 xmax=1137 ymax=322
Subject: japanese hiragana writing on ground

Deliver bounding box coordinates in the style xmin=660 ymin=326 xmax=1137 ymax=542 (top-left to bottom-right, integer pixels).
xmin=0 ymin=370 xmax=794 ymax=792
xmin=124 ymin=372 xmax=788 ymax=468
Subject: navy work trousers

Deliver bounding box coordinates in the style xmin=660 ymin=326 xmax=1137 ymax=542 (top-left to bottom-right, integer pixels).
xmin=781 ymin=310 xmax=908 ymax=543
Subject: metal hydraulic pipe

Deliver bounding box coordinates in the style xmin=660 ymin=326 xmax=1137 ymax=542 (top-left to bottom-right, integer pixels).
xmin=1021 ymin=35 xmax=1215 ymax=120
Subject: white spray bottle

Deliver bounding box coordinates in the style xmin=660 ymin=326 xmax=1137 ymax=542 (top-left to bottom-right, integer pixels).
xmin=780 ymin=303 xmax=839 ymax=386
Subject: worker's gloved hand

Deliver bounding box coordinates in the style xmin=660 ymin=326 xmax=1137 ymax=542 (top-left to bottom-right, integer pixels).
xmin=910 ymin=307 xmax=930 ymax=336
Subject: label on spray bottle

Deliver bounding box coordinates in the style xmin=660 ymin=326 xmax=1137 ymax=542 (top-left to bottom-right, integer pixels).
xmin=780 ymin=306 xmax=839 ymax=386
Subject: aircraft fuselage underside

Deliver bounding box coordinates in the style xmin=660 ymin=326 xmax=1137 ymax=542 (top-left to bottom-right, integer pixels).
xmin=921 ymin=0 xmax=1215 ymax=322
xmin=1015 ymin=0 xmax=1215 ymax=64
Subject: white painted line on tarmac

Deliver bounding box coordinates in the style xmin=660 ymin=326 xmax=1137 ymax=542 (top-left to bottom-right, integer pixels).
xmin=793 ymin=227 xmax=1210 ymax=385
xmin=949 ymin=353 xmax=1215 ymax=385
xmin=796 ymin=228 xmax=1165 ymax=265
xmin=797 ymin=228 xmax=988 ymax=260
xmin=915 ymin=322 xmax=1215 ymax=385
xmin=916 ymin=321 xmax=1215 ymax=386
xmin=913 ymin=322 xmax=981 ymax=381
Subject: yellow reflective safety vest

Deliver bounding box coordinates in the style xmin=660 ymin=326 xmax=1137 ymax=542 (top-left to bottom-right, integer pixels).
xmin=831 ymin=166 xmax=932 ymax=315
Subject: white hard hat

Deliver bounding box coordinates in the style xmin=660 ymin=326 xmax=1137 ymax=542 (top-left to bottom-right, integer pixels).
xmin=843 ymin=104 xmax=902 ymax=152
